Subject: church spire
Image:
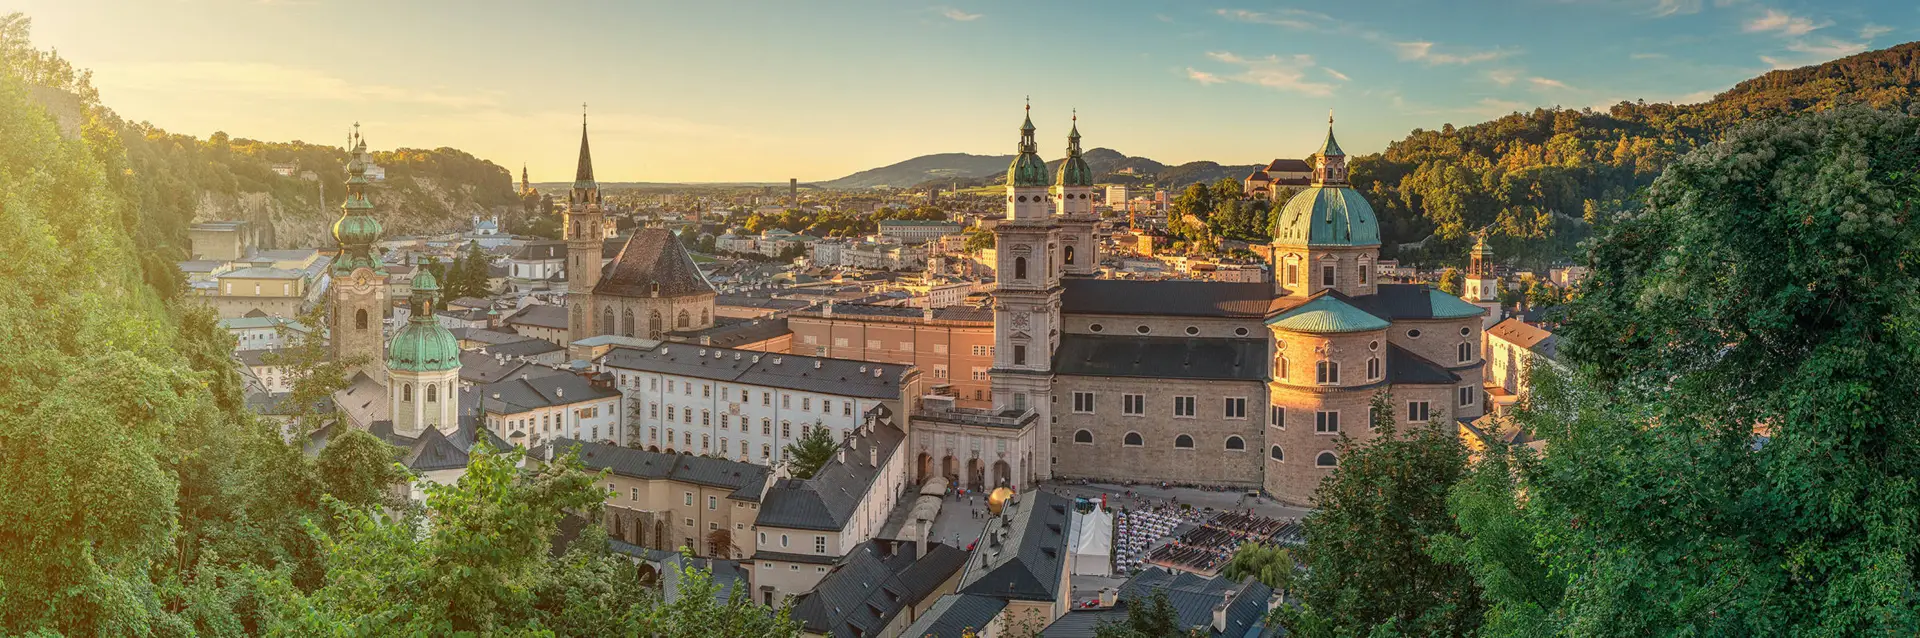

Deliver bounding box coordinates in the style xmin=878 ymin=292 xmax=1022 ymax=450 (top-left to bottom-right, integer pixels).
xmin=1310 ymin=110 xmax=1349 ymax=186
xmin=521 ymin=163 xmax=531 ymax=194
xmin=1007 ymin=99 xmax=1048 ymax=188
xmin=1056 ymin=109 xmax=1093 ymax=188
xmin=571 ymin=103 xmax=598 ymax=206
xmin=332 ymin=122 xmax=383 ymax=275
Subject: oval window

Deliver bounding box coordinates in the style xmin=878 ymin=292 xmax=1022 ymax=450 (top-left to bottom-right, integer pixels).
xmin=1407 ymin=329 xmax=1423 ymax=339
xmin=1235 ymin=327 xmax=1249 ymax=336
xmin=1089 ymin=323 xmax=1104 ymax=333
xmin=1137 ymin=325 xmax=1151 ymax=334
xmin=1185 ymin=326 xmax=1199 ymax=336
xmin=1460 ymin=326 xmax=1471 ymax=336
xmin=1368 ymin=340 xmax=1380 ymax=351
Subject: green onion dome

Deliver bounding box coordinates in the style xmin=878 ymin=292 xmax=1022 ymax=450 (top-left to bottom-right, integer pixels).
xmin=1056 ymin=120 xmax=1093 ymax=187
xmin=388 ymin=269 xmax=459 ymax=372
xmin=1007 ymin=110 xmax=1051 ymax=188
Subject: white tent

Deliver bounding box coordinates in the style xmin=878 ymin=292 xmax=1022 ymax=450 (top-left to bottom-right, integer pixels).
xmin=1070 ymin=508 xmax=1114 ymax=576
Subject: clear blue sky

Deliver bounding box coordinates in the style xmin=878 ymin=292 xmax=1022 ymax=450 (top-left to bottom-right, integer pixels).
xmin=11 ymin=0 xmax=1916 ymax=182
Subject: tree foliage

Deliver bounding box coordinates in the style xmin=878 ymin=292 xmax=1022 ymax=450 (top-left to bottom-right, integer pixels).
xmin=1093 ymin=589 xmax=1195 ymax=638
xmin=782 ymin=425 xmax=839 ymax=480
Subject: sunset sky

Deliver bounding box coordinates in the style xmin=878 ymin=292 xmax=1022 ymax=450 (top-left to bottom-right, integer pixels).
xmin=12 ymin=0 xmax=1915 ymax=182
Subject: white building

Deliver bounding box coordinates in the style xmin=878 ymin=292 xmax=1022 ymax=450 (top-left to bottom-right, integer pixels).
xmin=220 ymin=316 xmax=313 ymax=351
xmin=474 ymin=373 xmax=625 ymax=448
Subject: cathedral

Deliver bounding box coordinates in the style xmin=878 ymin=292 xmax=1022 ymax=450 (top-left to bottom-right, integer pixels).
xmin=561 ymin=111 xmax=719 ymax=342
xmin=909 ymin=109 xmax=1488 ymax=505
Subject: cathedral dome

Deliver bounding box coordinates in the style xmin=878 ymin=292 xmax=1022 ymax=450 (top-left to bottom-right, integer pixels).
xmin=1056 ymin=120 xmax=1094 ymax=187
xmin=332 ymin=210 xmax=382 ymax=246
xmin=388 ymin=269 xmax=459 ymax=372
xmin=1008 ymin=111 xmax=1051 ymax=188
xmin=1270 ymin=185 xmax=1379 ymax=247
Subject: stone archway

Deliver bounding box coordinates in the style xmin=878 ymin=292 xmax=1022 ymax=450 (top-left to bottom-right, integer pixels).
xmin=917 ymin=452 xmax=933 ymax=484
xmin=967 ymin=458 xmax=986 ymax=492
xmin=942 ymin=455 xmax=958 ymax=485
xmin=993 ymin=460 xmax=1013 ymax=489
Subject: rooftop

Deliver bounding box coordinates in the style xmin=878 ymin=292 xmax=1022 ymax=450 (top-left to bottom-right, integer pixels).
xmin=756 ymin=419 xmax=907 ymax=532
xmin=957 ymin=490 xmax=1073 ymax=602
xmin=790 ymin=540 xmax=969 ymax=638
xmin=598 ymin=343 xmax=915 ymax=400
xmin=1039 ymin=568 xmax=1275 ymax=638
xmin=473 ymin=374 xmax=622 ymax=416
xmin=545 ymin=438 xmax=768 ymax=501
xmin=1061 ymin=279 xmax=1272 ymax=318
xmin=595 ymin=228 xmax=718 ymax=299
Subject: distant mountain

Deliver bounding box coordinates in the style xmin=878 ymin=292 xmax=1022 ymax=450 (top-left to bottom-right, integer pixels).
xmin=816 ymin=147 xmax=1263 ymax=192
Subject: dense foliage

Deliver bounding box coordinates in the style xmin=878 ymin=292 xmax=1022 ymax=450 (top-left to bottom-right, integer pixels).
xmin=782 ymin=426 xmax=840 ymax=480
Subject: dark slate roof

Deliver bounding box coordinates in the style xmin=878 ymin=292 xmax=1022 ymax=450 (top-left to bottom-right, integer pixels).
xmin=436 ymin=307 xmax=492 ymax=322
xmin=902 ymin=594 xmax=1009 ymax=638
xmin=666 ymin=317 xmax=792 ymax=349
xmin=1061 ymin=279 xmax=1273 ymax=318
xmin=1265 ymin=158 xmax=1312 ymax=173
xmin=802 ymin=303 xmax=994 ymax=324
xmin=598 ymin=344 xmax=913 ymax=400
xmin=511 ymin=240 xmax=566 ymax=261
xmin=716 ymin=295 xmax=814 ymax=312
xmin=958 ymin=490 xmax=1073 ymax=602
xmin=328 ymin=409 xmax=509 ymax=474
xmin=1386 ymin=344 xmax=1461 ymax=385
xmin=1052 ymin=335 xmax=1268 ymax=382
xmin=791 ymin=541 xmax=969 ymax=638
xmin=234 ymin=348 xmax=287 ymax=367
xmin=607 ymin=541 xmax=750 ymax=606
xmin=546 ymin=438 xmax=769 ymax=500
xmin=1040 ymin=568 xmax=1274 ymax=638
xmin=504 ymin=304 xmax=569 ymax=330
xmin=481 ymin=337 xmax=564 ymax=358
xmin=458 ymin=351 xmax=569 ymax=385
xmin=447 ymin=296 xmax=492 ymax=311
xmin=752 ymin=550 xmax=842 ymax=565
xmin=452 ymin=327 xmax=538 ymax=346
xmin=1348 ymin=283 xmax=1484 ymax=321
xmin=594 ymin=228 xmax=718 ymax=298
xmin=756 ymin=422 xmax=907 ymax=531
xmin=473 ymin=374 xmax=622 ymax=415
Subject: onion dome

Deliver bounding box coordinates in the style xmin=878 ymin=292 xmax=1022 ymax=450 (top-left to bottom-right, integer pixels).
xmin=1055 ymin=114 xmax=1093 ymax=188
xmin=332 ymin=124 xmax=386 ymax=275
xmin=388 ymin=268 xmax=459 ymax=372
xmin=1007 ymin=104 xmax=1050 ymax=188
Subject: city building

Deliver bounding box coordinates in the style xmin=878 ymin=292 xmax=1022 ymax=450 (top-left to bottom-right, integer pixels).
xmin=789 ymin=539 xmax=969 ymax=638
xmin=503 ymin=304 xmax=570 ymax=344
xmin=475 ymin=373 xmax=624 ymax=449
xmin=752 ymin=411 xmax=911 ymax=602
xmin=219 ymin=316 xmax=312 ymax=351
xmin=1039 ymin=568 xmax=1277 ymax=637
xmin=904 ymin=490 xmax=1075 ymax=635
xmin=506 ymin=240 xmax=567 ymax=292
xmin=188 ymin=221 xmax=251 ymax=261
xmin=1241 ymin=158 xmax=1311 ymax=200
xmin=786 ymin=303 xmax=995 ymax=408
xmin=547 ymin=439 xmax=769 ymax=560
xmin=879 ymin=220 xmax=965 ymax=244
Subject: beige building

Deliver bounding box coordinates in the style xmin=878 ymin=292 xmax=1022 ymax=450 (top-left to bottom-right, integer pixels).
xmin=751 ymin=415 xmax=911 ymax=604
xmin=788 ymin=303 xmax=995 ymax=408
xmin=548 ymin=439 xmax=769 ymax=561
xmin=901 ymin=490 xmax=1076 ymax=636
xmin=188 ymin=220 xmax=250 ymax=261
xmin=210 ymin=265 xmax=312 ymax=319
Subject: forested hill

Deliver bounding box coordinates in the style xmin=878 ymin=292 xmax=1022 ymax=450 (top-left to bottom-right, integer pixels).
xmin=816 ymin=146 xmax=1261 ymax=192
xmin=1350 ymin=40 xmax=1920 ymax=267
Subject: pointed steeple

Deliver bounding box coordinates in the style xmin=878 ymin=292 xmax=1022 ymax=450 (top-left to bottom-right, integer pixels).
xmin=1007 ymin=99 xmax=1049 ymax=188
xmin=1310 ymin=111 xmax=1349 ymax=186
xmin=520 ymin=163 xmax=530 ymax=193
xmin=1316 ymin=110 xmax=1345 ymax=157
xmin=1056 ymin=109 xmax=1093 ymax=188
xmin=574 ymin=104 xmax=596 ymax=188
xmin=332 ymin=122 xmax=384 ymax=275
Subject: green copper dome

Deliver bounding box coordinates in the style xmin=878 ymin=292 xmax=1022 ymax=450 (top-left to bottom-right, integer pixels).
xmin=332 ymin=128 xmax=386 ymax=276
xmin=332 ymin=211 xmax=382 ymax=246
xmin=388 ymin=269 xmax=459 ymax=372
xmin=1271 ymin=185 xmax=1380 ymax=247
xmin=1056 ymin=120 xmax=1093 ymax=188
xmin=1267 ymin=295 xmax=1390 ymax=333
xmin=1315 ymin=126 xmax=1345 ymax=157
xmin=1008 ymin=110 xmax=1050 ymax=188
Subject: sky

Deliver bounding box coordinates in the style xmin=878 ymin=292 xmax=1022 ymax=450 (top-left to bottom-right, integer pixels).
xmin=9 ymin=0 xmax=1917 ymax=183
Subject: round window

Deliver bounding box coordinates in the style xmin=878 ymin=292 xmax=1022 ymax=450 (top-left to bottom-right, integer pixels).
xmin=1137 ymin=325 xmax=1151 ymax=334
xmin=1369 ymin=340 xmax=1380 ymax=351
xmin=1017 ymin=195 xmax=1027 ymax=203
xmin=1235 ymin=327 xmax=1249 ymax=336
xmin=1460 ymin=326 xmax=1471 ymax=336
xmin=1089 ymin=323 xmax=1104 ymax=333
xmin=1407 ymin=329 xmax=1423 ymax=339
xmin=1185 ymin=326 xmax=1199 ymax=336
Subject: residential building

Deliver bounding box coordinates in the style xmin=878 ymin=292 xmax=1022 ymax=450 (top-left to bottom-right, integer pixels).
xmin=475 ymin=372 xmax=624 ymax=447
xmin=787 ymin=303 xmax=995 ymax=408
xmin=789 ymin=539 xmax=969 ymax=638
xmin=879 ymin=220 xmax=965 ymax=244
xmin=752 ymin=413 xmax=911 ymax=603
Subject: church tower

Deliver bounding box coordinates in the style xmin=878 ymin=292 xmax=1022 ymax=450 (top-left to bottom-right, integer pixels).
xmin=1463 ymin=232 xmax=1502 ymax=328
xmin=1269 ymin=116 xmax=1380 ymax=299
xmin=388 ymin=268 xmax=462 ymax=436
xmin=1053 ymin=112 xmax=1100 ymax=277
xmin=991 ymin=103 xmax=1062 ymax=482
xmin=565 ymin=105 xmax=606 ymax=341
xmin=330 ymin=124 xmax=389 ymax=381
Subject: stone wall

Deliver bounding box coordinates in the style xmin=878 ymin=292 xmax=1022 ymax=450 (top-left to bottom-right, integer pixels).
xmin=1050 ymin=375 xmax=1267 ymax=488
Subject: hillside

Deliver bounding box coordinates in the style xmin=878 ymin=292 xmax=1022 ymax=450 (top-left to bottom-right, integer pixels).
xmin=817 ymin=146 xmax=1258 ymax=192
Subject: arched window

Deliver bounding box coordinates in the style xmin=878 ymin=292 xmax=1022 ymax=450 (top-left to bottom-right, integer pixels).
xmin=649 ymin=311 xmax=663 ymax=338
xmin=426 ymin=384 xmax=438 ymax=403
xmin=1123 ymin=432 xmax=1143 ymax=447
xmin=1014 ymin=256 xmax=1028 ymax=280
xmin=402 ymin=383 xmax=412 ymax=402
xmin=1063 ymin=245 xmax=1076 ymax=265
xmin=1225 ymin=436 xmax=1245 ymax=451
xmin=1270 ymin=445 xmax=1284 ymax=461
xmin=1316 ymin=451 xmax=1339 ymax=468
xmin=1276 ymin=355 xmax=1289 ymax=380
xmin=1367 ymin=356 xmax=1381 ymax=380
xmin=677 ymin=310 xmax=690 ymax=328
xmin=601 ymin=307 xmax=614 ymax=334
xmin=1316 ymin=360 xmax=1340 ymax=384
xmin=701 ymin=309 xmax=710 ymax=326
xmin=1174 ymin=434 xmax=1194 ymax=449
xmin=1458 ymin=342 xmax=1473 ymax=363
xmin=355 ymin=308 xmax=368 ymax=330
xmin=622 ymin=309 xmax=636 ymax=337
xmin=1074 ymin=429 xmax=1093 ymax=443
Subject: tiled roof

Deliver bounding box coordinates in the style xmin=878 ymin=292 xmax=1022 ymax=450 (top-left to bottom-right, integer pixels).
xmin=598 ymin=344 xmax=913 ymax=400
xmin=457 ymin=351 xmax=567 ymax=385
xmin=1266 ymin=293 xmax=1390 ymax=333
xmin=510 ymin=240 xmax=567 ymax=261
xmin=756 ymin=422 xmax=907 ymax=531
xmin=1386 ymin=344 xmax=1461 ymax=385
xmin=472 ymin=374 xmax=621 ymax=415
xmin=1488 ymin=317 xmax=1556 ymax=355
xmin=1052 ymin=335 xmax=1268 ymax=382
xmin=546 ymin=437 xmax=768 ymax=500
xmin=900 ymin=594 xmax=1008 ymax=638
xmin=791 ymin=541 xmax=969 ymax=638
xmin=958 ymin=490 xmax=1073 ymax=602
xmin=666 ymin=317 xmax=792 ymax=349
xmin=594 ymin=228 xmax=718 ymax=298
xmin=1040 ymin=568 xmax=1274 ymax=637
xmin=452 ymin=328 xmax=536 ymax=346
xmin=482 ymin=337 xmax=564 ymax=358
xmin=1348 ymin=284 xmax=1486 ymax=321
xmin=1061 ymin=279 xmax=1273 ymax=318
xmin=1265 ymin=158 xmax=1311 ymax=172
xmin=799 ymin=303 xmax=994 ymax=324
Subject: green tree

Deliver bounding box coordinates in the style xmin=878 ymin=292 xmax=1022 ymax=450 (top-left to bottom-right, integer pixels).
xmin=1437 ymin=267 xmax=1462 ymax=296
xmin=1223 ymin=542 xmax=1299 ymax=594
xmin=263 ymin=303 xmax=365 ymax=436
xmin=783 ymin=426 xmax=839 ymax=479
xmin=1279 ymin=394 xmax=1483 ymax=637
xmin=638 ymin=554 xmax=802 ymax=638
xmin=963 ymin=229 xmax=996 ymax=253
xmin=313 ymin=428 xmax=406 ymax=510
xmin=1446 ymin=107 xmax=1920 ymax=636
xmin=1094 ymin=589 xmax=1193 ymax=638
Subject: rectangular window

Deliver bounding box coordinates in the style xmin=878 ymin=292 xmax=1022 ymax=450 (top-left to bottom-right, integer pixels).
xmin=703 ymin=384 xmax=711 ymax=398
xmin=782 ymin=422 xmax=791 ymax=438
xmin=1224 ymin=397 xmax=1247 ymax=419
xmin=1174 ymin=396 xmax=1196 ymax=418
xmin=1286 ymin=263 xmax=1298 ymax=285
xmin=833 ymin=337 xmax=848 ymax=347
xmin=801 ymin=397 xmax=811 ymax=411
xmin=1013 ymin=345 xmax=1027 ymax=366
xmin=866 ymin=339 xmax=882 ymax=350
xmin=708 ymin=496 xmax=717 ymax=510
xmin=702 ymin=411 xmax=710 ymax=426
xmin=1321 ymin=264 xmax=1335 ymax=287
xmin=666 ymin=380 xmax=674 ymax=393
xmin=1072 ymin=391 xmax=1095 ymax=414
xmin=1361 ymin=263 xmax=1371 ymax=285
xmin=1367 ymin=357 xmax=1381 ymax=380
xmin=782 ymin=394 xmax=791 ymax=409
xmin=933 ymin=365 xmax=949 ymax=379
xmin=650 ymin=378 xmax=658 ymax=391
xmin=1123 ymin=394 xmax=1145 ymax=416
xmin=814 ymin=536 xmax=827 ymax=553
xmin=1460 ymin=386 xmax=1476 ymax=407
xmin=650 ymin=403 xmax=658 ymax=418
xmin=1408 ymin=401 xmax=1431 ymax=422
xmin=843 ymin=403 xmax=852 ymax=417
xmin=971 ymin=367 xmax=989 ymax=381
xmin=934 ymin=344 xmax=948 ymax=354
xmin=1270 ymin=405 xmax=1284 ymax=429
xmin=1316 ymin=411 xmax=1340 ymax=434
xmin=762 ymin=392 xmax=770 ymax=406
xmin=1458 ymin=342 xmax=1473 ymax=363
xmin=900 ymin=341 xmax=913 ymax=351
xmin=803 ymin=335 xmax=818 ymax=345
xmin=720 ymin=414 xmax=729 ymax=429
xmin=631 ymin=487 xmax=638 ymax=501
xmin=666 ymin=406 xmax=676 ymax=421
xmin=684 ymin=492 xmax=693 ymax=506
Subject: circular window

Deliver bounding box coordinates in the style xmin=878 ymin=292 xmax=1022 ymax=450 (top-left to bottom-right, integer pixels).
xmin=1089 ymin=323 xmax=1104 ymax=333
xmin=1137 ymin=325 xmax=1151 ymax=334
xmin=1460 ymin=327 xmax=1471 ymax=336
xmin=1017 ymin=195 xmax=1027 ymax=203
xmin=1368 ymin=340 xmax=1380 ymax=351
xmin=1185 ymin=326 xmax=1199 ymax=336
xmin=1407 ymin=329 xmax=1423 ymax=339
xmin=1235 ymin=327 xmax=1249 ymax=336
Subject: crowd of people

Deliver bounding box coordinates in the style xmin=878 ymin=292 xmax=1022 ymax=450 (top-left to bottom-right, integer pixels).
xmin=1144 ymin=511 xmax=1294 ymax=576
xmin=1111 ymin=505 xmax=1207 ymax=574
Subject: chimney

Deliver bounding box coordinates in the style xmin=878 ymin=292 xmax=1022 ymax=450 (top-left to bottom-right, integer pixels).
xmin=837 ymin=446 xmax=847 ymax=465
xmin=1099 ymin=588 xmax=1118 ymax=608
xmin=555 ymin=387 xmax=563 ymax=398
xmin=868 ymin=439 xmax=876 ymax=467
xmin=814 ymin=360 xmax=822 ymax=369
xmin=923 ymin=306 xmax=934 ymax=323
xmin=823 ymin=301 xmax=834 ymax=317
xmin=1212 ymin=593 xmax=1234 ymax=633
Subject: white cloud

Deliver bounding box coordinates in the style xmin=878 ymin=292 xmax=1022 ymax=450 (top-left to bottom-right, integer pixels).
xmin=1529 ymin=77 xmax=1574 ymax=90
xmin=1630 ymin=52 xmax=1668 ymax=60
xmin=1186 ymin=67 xmax=1226 ymax=85
xmin=1786 ymin=37 xmax=1867 ymax=58
xmin=1213 ymin=8 xmax=1333 ymax=30
xmin=938 ymin=7 xmax=981 ymax=22
xmin=92 ymin=61 xmax=498 ymax=110
xmin=1487 ymin=69 xmax=1520 ymax=86
xmin=1745 ymin=9 xmax=1826 ymax=36
xmin=1859 ymin=24 xmax=1893 ymax=39
xmin=1322 ymin=67 xmax=1351 ymax=82
xmin=1647 ymin=0 xmax=1702 ymax=17
xmin=1193 ymin=51 xmax=1337 ymax=96
xmin=1394 ymin=41 xmax=1506 ymax=65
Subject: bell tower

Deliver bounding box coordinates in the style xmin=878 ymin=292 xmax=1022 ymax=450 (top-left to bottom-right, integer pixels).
xmin=1053 ymin=111 xmax=1100 ymax=277
xmin=991 ymin=102 xmax=1062 ymax=482
xmin=565 ymin=104 xmax=606 ymax=342
xmin=329 ymin=123 xmax=388 ymax=381
xmin=1463 ymin=231 xmax=1502 ymax=327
